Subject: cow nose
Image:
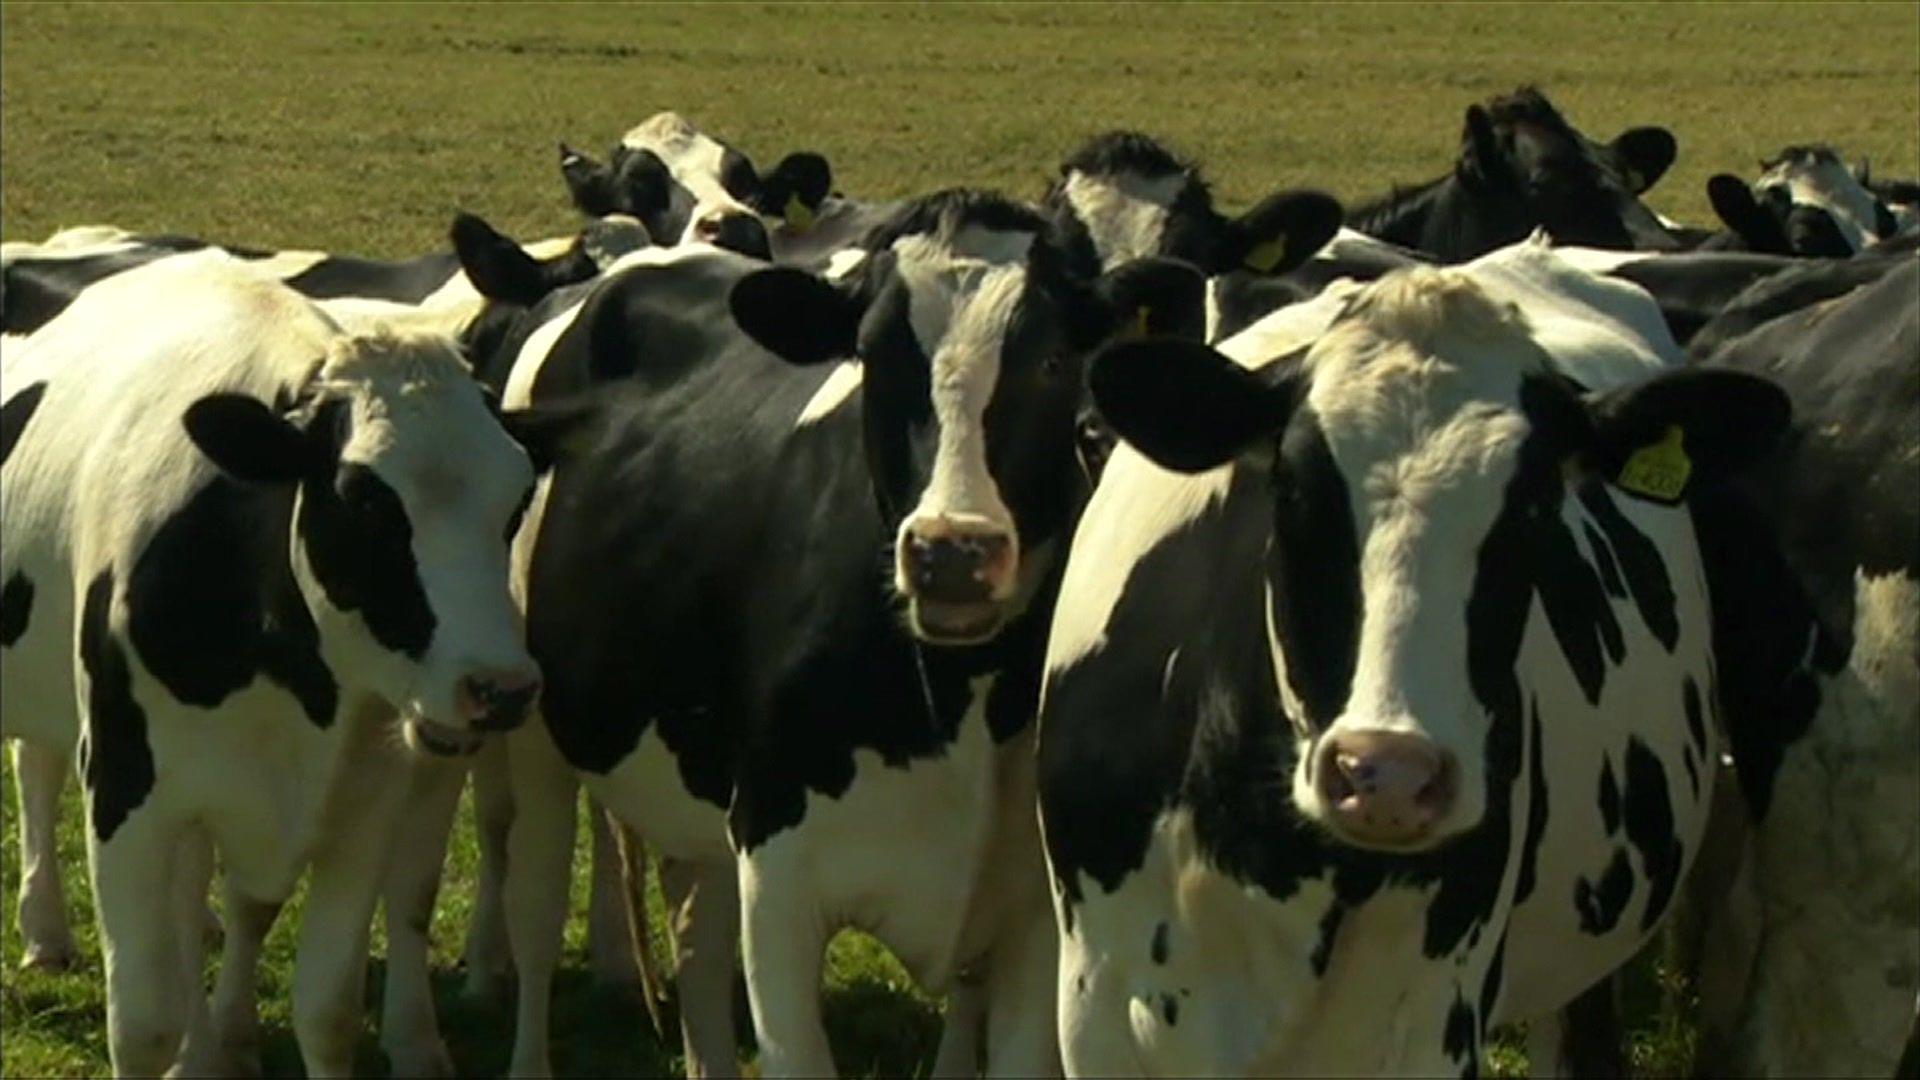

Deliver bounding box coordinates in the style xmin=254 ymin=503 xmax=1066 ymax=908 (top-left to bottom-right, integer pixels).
xmin=457 ymin=668 xmax=541 ymax=732
xmin=901 ymin=527 xmax=1015 ymax=604
xmin=695 ymin=211 xmax=772 ymax=260
xmin=1313 ymin=729 xmax=1457 ymax=848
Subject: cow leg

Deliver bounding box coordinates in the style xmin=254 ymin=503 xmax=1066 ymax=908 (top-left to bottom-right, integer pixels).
xmin=378 ymin=753 xmax=468 ymax=1078
xmin=739 ymin=843 xmax=836 ymax=1078
xmin=504 ymin=721 xmax=579 ymax=1079
xmin=463 ymin=738 xmax=515 ymax=1000
xmin=170 ymin=830 xmax=221 ymax=1079
xmin=90 ymin=809 xmax=192 ymax=1077
xmin=587 ymin=798 xmax=644 ymax=987
xmin=181 ymin=883 xmax=279 ymax=1079
xmin=290 ymin=736 xmax=411 ymax=1079
xmin=929 ymin=970 xmax=984 ymax=1078
xmin=981 ymin=901 xmax=1062 ymax=1077
xmin=13 ymin=739 xmax=78 ymax=970
xmin=661 ymin=856 xmax=741 ymax=1078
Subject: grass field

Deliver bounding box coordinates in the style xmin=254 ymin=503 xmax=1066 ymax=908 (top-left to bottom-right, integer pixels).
xmin=2 ymin=3 xmax=1916 ymax=1077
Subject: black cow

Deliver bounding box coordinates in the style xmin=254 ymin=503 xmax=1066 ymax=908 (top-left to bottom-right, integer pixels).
xmin=1347 ymin=86 xmax=1680 ymax=262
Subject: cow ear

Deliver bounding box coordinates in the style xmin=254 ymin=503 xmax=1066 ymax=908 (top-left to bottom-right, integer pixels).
xmin=1612 ymin=127 xmax=1677 ymax=194
xmin=1222 ymin=190 xmax=1343 ymax=275
xmin=764 ymin=152 xmax=833 ymax=228
xmin=560 ymin=143 xmax=619 ymax=217
xmin=1588 ymin=369 xmax=1790 ymax=503
xmin=730 ymin=267 xmax=862 ymax=365
xmin=1090 ymin=338 xmax=1297 ymax=473
xmin=1092 ymin=257 xmax=1207 ymax=347
xmin=1458 ymin=104 xmax=1505 ymax=188
xmin=498 ymin=400 xmax=599 ymax=474
xmin=184 ymin=394 xmax=312 ymax=484
xmin=451 ymin=213 xmax=550 ymax=307
xmin=1706 ymin=175 xmax=1791 ymax=255
xmin=610 ymin=148 xmax=674 ymax=221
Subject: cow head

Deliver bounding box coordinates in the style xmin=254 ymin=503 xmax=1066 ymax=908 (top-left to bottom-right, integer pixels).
xmin=730 ymin=189 xmax=1206 ymax=646
xmin=1705 ymin=172 xmax=1856 ymax=258
xmin=1457 ymin=87 xmax=1678 ymax=252
xmin=559 ymin=111 xmax=833 ymax=260
xmin=1749 ymin=145 xmax=1895 ymax=253
xmin=183 ymin=330 xmax=553 ymax=755
xmin=1090 ymin=267 xmax=1787 ymax=851
xmin=1046 ymin=131 xmax=1344 ymax=277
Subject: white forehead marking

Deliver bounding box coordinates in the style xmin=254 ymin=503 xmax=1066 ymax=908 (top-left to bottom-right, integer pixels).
xmin=1757 ymin=153 xmax=1881 ymax=250
xmin=1062 ymin=168 xmax=1189 ymax=269
xmin=621 ymin=110 xmax=753 ymax=231
xmin=795 ymin=361 xmax=862 ymax=428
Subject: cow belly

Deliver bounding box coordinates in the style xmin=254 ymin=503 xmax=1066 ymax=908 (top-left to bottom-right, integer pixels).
xmin=586 ymin=724 xmax=732 ymax=866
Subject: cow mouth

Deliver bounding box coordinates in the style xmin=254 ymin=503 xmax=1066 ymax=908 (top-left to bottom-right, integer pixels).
xmin=404 ymin=717 xmax=483 ymax=758
xmin=909 ymin=597 xmax=1005 ymax=645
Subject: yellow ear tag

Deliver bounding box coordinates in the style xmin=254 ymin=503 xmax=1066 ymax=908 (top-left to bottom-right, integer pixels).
xmin=1615 ymin=425 xmax=1691 ymax=503
xmin=784 ymin=193 xmax=815 ymax=232
xmin=1243 ymin=232 xmax=1288 ymax=273
xmin=1133 ymin=306 xmax=1152 ymax=339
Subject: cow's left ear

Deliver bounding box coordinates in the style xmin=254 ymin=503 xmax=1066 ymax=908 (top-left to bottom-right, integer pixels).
xmin=1091 ymin=338 xmax=1300 ymax=473
xmin=1220 ymin=190 xmax=1344 ymax=275
xmin=452 ymin=213 xmax=553 ymax=307
xmin=184 ymin=394 xmax=313 ymax=484
xmin=1611 ymin=127 xmax=1677 ymax=194
xmin=1091 ymin=257 xmax=1208 ymax=347
xmin=1587 ymin=369 xmax=1791 ymax=502
xmin=756 ymin=152 xmax=834 ymax=229
xmin=559 ymin=143 xmax=620 ymax=217
xmin=730 ymin=266 xmax=864 ymax=365
xmin=1707 ymin=174 xmax=1792 ymax=254
xmin=498 ymin=400 xmax=600 ymax=474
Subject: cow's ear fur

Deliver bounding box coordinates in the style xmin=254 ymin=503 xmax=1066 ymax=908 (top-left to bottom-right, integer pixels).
xmin=1587 ymin=368 xmax=1791 ymax=497
xmin=1458 ymin=104 xmax=1506 ymax=189
xmin=1091 ymin=338 xmax=1296 ymax=473
xmin=768 ymin=152 xmax=833 ymax=212
xmin=453 ymin=212 xmax=559 ymax=307
xmin=560 ymin=143 xmax=619 ymax=217
xmin=730 ymin=267 xmax=862 ymax=365
xmin=498 ymin=400 xmax=599 ymax=474
xmin=1093 ymin=257 xmax=1208 ymax=346
xmin=184 ymin=394 xmax=312 ymax=484
xmin=1707 ymin=174 xmax=1791 ymax=254
xmin=1612 ymin=127 xmax=1677 ymax=193
xmin=1221 ymin=190 xmax=1344 ymax=275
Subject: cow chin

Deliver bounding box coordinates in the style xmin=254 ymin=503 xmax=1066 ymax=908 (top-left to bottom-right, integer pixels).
xmin=402 ymin=715 xmax=484 ymax=758
xmin=907 ymin=597 xmax=1007 ymax=646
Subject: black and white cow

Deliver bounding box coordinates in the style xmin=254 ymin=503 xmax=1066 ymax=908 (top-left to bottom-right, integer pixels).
xmin=480 ymin=189 xmax=1210 ymax=1076
xmin=0 ymin=250 xmax=564 ymax=1076
xmin=1347 ymin=86 xmax=1681 ymax=263
xmin=558 ymin=110 xmax=873 ymax=265
xmin=1682 ymin=256 xmax=1918 ymax=1077
xmin=1038 ymin=240 xmax=1789 ymax=1075
xmin=1705 ymin=146 xmax=1919 ymax=259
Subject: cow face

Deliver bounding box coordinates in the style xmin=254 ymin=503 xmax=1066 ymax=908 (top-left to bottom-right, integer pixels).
xmin=1460 ymin=88 xmax=1677 ymax=252
xmin=1091 ymin=268 xmax=1787 ymax=852
xmin=732 ymin=192 xmax=1204 ymax=646
xmin=184 ymin=330 xmax=542 ymax=755
xmin=1753 ymin=145 xmax=1893 ymax=253
xmin=1048 ymin=131 xmax=1344 ymax=277
xmin=559 ymin=111 xmax=832 ymax=261
xmin=1706 ymin=173 xmax=1856 ymax=258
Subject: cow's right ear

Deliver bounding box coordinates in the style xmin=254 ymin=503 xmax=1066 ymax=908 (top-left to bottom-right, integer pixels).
xmin=560 ymin=143 xmax=620 ymax=216
xmin=451 ymin=213 xmax=552 ymax=307
xmin=184 ymin=394 xmax=312 ymax=484
xmin=1090 ymin=338 xmax=1298 ymax=473
xmin=1221 ymin=190 xmax=1344 ymax=275
xmin=729 ymin=267 xmax=862 ymax=365
xmin=1707 ymin=175 xmax=1791 ymax=254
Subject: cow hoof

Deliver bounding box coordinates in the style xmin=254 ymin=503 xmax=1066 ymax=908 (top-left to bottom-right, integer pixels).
xmin=19 ymin=939 xmax=77 ymax=972
xmin=385 ymin=1040 xmax=456 ymax=1078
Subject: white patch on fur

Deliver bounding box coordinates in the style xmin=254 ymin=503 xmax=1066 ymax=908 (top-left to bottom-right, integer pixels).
xmin=1061 ymin=168 xmax=1189 ymax=268
xmin=795 ymin=361 xmax=862 ymax=428
xmin=1757 ymin=154 xmax=1884 ymax=250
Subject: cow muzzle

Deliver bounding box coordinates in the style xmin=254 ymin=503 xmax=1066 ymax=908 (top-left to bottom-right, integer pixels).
xmin=455 ymin=666 xmax=542 ymax=733
xmin=1311 ymin=728 xmax=1459 ymax=850
xmin=898 ymin=518 xmax=1018 ymax=645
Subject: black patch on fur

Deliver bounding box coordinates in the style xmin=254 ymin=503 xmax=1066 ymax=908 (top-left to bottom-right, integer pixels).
xmin=1311 ymin=900 xmax=1343 ymax=976
xmin=1598 ymin=756 xmax=1621 ymax=836
xmin=127 ymin=477 xmax=337 ymax=726
xmin=1534 ymin=488 xmax=1624 ymax=705
xmin=1583 ymin=522 xmax=1626 ymax=598
xmin=0 ymin=572 xmax=32 ymax=648
xmin=1574 ymin=847 xmax=1634 ymax=934
xmin=1578 ymin=483 xmax=1677 ymax=651
xmin=1512 ymin=706 xmax=1549 ymax=905
xmin=1160 ymin=993 xmax=1179 ymax=1026
xmin=298 ymin=449 xmax=435 ymax=660
xmin=1443 ymin=991 xmax=1479 ymax=1076
xmin=1682 ymin=746 xmax=1699 ymax=797
xmin=1478 ymin=930 xmax=1508 ymax=1025
xmin=1267 ymin=410 xmax=1362 ymax=730
xmin=1 ymin=382 xmax=48 ymax=467
xmin=1622 ymin=737 xmax=1682 ymax=931
xmin=1150 ymin=920 xmax=1169 ymax=965
xmin=1681 ymin=675 xmax=1707 ymax=756
xmin=79 ymin=570 xmax=156 ymax=842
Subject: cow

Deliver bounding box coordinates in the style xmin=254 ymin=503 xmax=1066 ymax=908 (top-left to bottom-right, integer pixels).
xmin=1037 ymin=239 xmax=1789 ymax=1075
xmin=476 ymin=188 xmax=1213 ymax=1077
xmin=557 ymin=110 xmax=866 ymax=265
xmin=1705 ymin=146 xmax=1917 ymax=258
xmin=1682 ymin=256 xmax=1919 ymax=1077
xmin=1347 ymin=86 xmax=1681 ymax=263
xmin=0 ymin=246 xmax=576 ymax=1076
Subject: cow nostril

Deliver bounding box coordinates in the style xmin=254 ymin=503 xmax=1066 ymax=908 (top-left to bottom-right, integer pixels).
xmin=1315 ymin=730 xmax=1455 ymax=847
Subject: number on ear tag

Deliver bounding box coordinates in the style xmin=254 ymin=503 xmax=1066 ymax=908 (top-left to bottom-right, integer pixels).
xmin=1616 ymin=425 xmax=1691 ymax=503
xmin=784 ymin=193 xmax=816 ymax=232
xmin=1243 ymin=233 xmax=1288 ymax=273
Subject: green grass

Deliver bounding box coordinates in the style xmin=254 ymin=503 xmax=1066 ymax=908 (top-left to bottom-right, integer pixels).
xmin=2 ymin=3 xmax=1915 ymax=1077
